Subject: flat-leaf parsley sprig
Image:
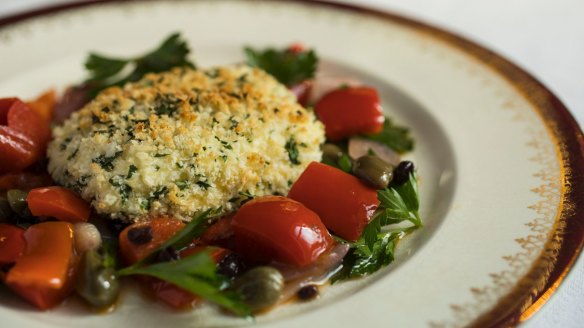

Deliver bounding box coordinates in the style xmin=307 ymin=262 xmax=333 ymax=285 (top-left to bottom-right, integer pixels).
xmin=83 ymin=33 xmax=195 ymax=99
xmin=244 ymin=46 xmax=318 ymax=86
xmin=333 ymin=172 xmax=422 ymax=281
xmin=117 ymin=210 xmax=251 ymax=317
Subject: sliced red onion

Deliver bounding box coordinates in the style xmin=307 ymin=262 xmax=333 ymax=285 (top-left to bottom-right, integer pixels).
xmin=348 ymin=137 xmax=401 ymax=167
xmin=53 ymin=85 xmax=90 ymax=123
xmin=273 ymin=243 xmax=350 ymax=304
xmin=310 ymin=76 xmax=361 ymax=104
xmin=289 ymin=80 xmax=313 ymax=107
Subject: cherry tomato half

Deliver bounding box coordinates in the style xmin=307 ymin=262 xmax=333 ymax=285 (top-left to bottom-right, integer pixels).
xmin=288 ymin=162 xmax=380 ymax=242
xmin=314 ymin=86 xmax=384 ymax=141
xmin=232 ymin=196 xmax=333 ymax=267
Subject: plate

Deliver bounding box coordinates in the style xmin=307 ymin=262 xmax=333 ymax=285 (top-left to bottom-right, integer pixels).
xmin=0 ymin=0 xmax=583 ymax=327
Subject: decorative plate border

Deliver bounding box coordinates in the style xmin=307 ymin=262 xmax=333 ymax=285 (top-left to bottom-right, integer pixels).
xmin=0 ymin=0 xmax=582 ymax=327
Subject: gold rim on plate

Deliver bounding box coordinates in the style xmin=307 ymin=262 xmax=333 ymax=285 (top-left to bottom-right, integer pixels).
xmin=0 ymin=1 xmax=583 ymax=326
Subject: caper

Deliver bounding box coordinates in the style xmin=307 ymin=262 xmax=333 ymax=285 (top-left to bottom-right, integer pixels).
xmin=352 ymin=155 xmax=393 ymax=189
xmin=321 ymin=143 xmax=343 ymax=164
xmin=232 ymin=266 xmax=284 ymax=312
xmin=6 ymin=189 xmax=29 ymax=217
xmin=75 ymin=249 xmax=120 ymax=309
xmin=0 ymin=196 xmax=13 ymax=222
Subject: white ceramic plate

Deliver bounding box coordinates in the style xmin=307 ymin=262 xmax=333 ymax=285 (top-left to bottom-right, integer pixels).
xmin=0 ymin=1 xmax=583 ymax=327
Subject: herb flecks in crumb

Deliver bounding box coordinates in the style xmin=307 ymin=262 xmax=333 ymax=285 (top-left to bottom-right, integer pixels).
xmin=244 ymin=46 xmax=317 ymax=86
xmin=83 ymin=33 xmax=195 ymax=99
xmin=126 ymin=165 xmax=138 ymax=179
xmin=109 ymin=176 xmax=132 ymax=203
xmin=93 ymin=151 xmax=123 ymax=172
xmin=285 ymin=137 xmax=301 ymax=165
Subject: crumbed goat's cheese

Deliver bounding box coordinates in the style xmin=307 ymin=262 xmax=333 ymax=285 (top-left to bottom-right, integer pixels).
xmin=47 ymin=65 xmax=324 ymax=221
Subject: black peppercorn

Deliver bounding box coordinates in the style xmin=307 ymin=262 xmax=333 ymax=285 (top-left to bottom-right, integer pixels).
xmin=297 ymin=284 xmax=319 ymax=300
xmin=392 ymin=161 xmax=415 ymax=186
xmin=127 ymin=226 xmax=153 ymax=245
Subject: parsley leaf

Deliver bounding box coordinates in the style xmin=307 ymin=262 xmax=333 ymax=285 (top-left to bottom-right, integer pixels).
xmin=118 ymin=250 xmax=250 ymax=317
xmin=117 ymin=211 xmax=250 ymax=316
xmin=362 ymin=118 xmax=414 ymax=154
xmin=285 ymin=136 xmax=301 ymax=165
xmin=333 ymin=172 xmax=422 ymax=281
xmin=84 ymin=33 xmax=195 ymax=98
xmin=244 ymin=46 xmax=318 ymax=86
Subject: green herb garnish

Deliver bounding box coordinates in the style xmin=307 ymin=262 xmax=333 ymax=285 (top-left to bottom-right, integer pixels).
xmin=116 ymin=211 xmax=250 ymax=317
xmin=93 ymin=151 xmax=123 ymax=172
xmin=84 ymin=33 xmax=195 ymax=98
xmin=126 ymin=165 xmax=138 ymax=179
xmin=334 ymin=172 xmax=422 ymax=281
xmin=118 ymin=251 xmax=250 ymax=317
xmin=285 ymin=136 xmax=301 ymax=165
xmin=175 ymin=180 xmax=189 ymax=190
xmin=108 ymin=176 xmax=132 ymax=203
xmin=362 ymin=119 xmax=414 ymax=154
xmin=244 ymin=46 xmax=317 ymax=86
xmin=196 ymin=180 xmax=212 ymax=190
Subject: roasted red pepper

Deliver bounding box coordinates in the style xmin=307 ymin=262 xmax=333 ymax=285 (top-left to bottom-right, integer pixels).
xmin=119 ymin=217 xmax=185 ymax=266
xmin=0 ymin=223 xmax=26 ymax=265
xmin=314 ymin=86 xmax=384 ymax=141
xmin=288 ymin=162 xmax=380 ymax=241
xmin=232 ymin=196 xmax=333 ymax=267
xmin=4 ymin=222 xmax=78 ymax=310
xmin=26 ymin=186 xmax=91 ymax=223
xmin=0 ymin=98 xmax=51 ymax=174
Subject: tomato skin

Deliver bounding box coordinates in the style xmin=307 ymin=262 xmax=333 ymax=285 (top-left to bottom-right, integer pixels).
xmin=27 ymin=186 xmax=91 ymax=223
xmin=0 ymin=224 xmax=26 ymax=265
xmin=287 ymin=43 xmax=306 ymax=54
xmin=314 ymin=86 xmax=384 ymax=141
xmin=4 ymin=222 xmax=78 ymax=310
xmin=0 ymin=172 xmax=53 ymax=190
xmin=0 ymin=98 xmax=51 ymax=173
xmin=232 ymin=196 xmax=333 ymax=267
xmin=288 ymin=162 xmax=380 ymax=242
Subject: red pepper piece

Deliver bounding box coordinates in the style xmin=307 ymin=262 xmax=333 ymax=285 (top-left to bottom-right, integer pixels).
xmin=288 ymin=162 xmax=380 ymax=242
xmin=27 ymin=186 xmax=91 ymax=223
xmin=314 ymin=86 xmax=384 ymax=141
